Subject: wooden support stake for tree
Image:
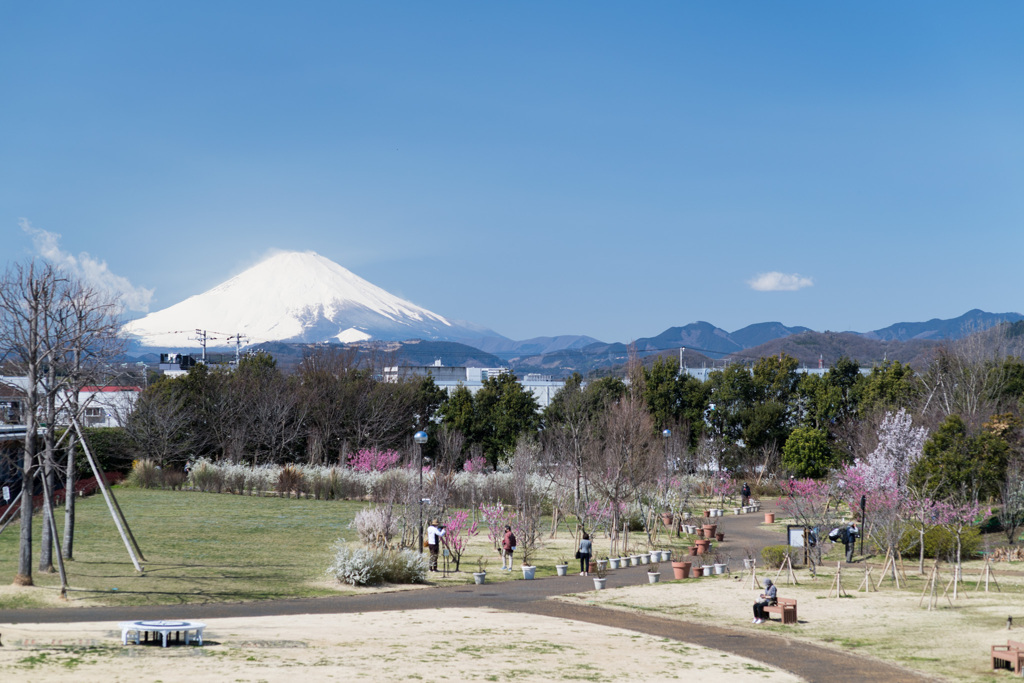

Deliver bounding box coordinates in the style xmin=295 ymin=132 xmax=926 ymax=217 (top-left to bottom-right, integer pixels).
xmin=774 ymin=555 xmax=798 ymax=585
xmin=943 ymin=563 xmax=966 ymax=600
xmin=973 ymin=557 xmax=1000 ymax=593
xmin=38 ymin=469 xmax=69 ymax=599
xmin=828 ymin=562 xmax=847 ymax=598
xmin=858 ymin=565 xmax=876 ymax=592
xmin=919 ymin=562 xmax=941 ymax=609
xmin=0 ymin=489 xmax=23 ymax=536
xmin=876 ymin=548 xmax=893 ymax=590
xmin=748 ymin=561 xmax=759 ymax=590
xmin=71 ymin=416 xmax=144 ymax=572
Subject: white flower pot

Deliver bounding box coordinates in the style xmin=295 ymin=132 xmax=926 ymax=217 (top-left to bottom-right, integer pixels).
xmin=701 ymin=565 xmax=713 ymax=576
xmin=593 ymin=577 xmax=607 ymax=590
xmin=630 ymin=555 xmax=640 ymax=566
xmin=714 ymin=563 xmax=726 ymax=575
xmin=649 ymin=550 xmax=662 ymax=562
xmin=733 ymin=508 xmax=742 ymax=515
xmin=556 ymin=564 xmax=568 ymax=576
xmin=597 ymin=560 xmax=608 ymax=572
xmin=522 ymin=565 xmax=536 ymax=580
xmin=647 ymin=571 xmax=660 ymax=584
xmin=640 ymin=553 xmax=651 ymax=565
xmin=662 ymin=550 xmax=672 ymax=562
xmin=473 ymin=572 xmax=486 ymax=585
xmin=609 ymin=558 xmax=620 ymax=569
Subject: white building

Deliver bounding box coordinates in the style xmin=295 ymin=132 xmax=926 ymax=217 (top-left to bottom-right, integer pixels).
xmin=73 ymin=386 xmax=142 ymax=428
xmin=383 ymin=363 xmax=565 ymax=409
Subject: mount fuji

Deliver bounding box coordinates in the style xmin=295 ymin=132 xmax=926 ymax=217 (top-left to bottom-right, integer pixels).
xmin=122 ymin=251 xmax=504 ymax=348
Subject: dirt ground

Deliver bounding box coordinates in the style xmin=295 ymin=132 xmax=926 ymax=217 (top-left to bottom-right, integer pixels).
xmin=0 ymin=607 xmax=804 ymax=682
xmin=560 ymin=564 xmax=1024 ymax=682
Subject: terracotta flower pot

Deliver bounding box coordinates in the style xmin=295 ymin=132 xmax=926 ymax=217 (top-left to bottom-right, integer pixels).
xmin=716 ymin=532 xmax=724 ymax=542
xmin=689 ymin=545 xmax=698 ymax=555
xmin=695 ymin=539 xmax=710 ymax=555
xmin=671 ymin=561 xmax=691 ymax=579
xmin=702 ymin=524 xmax=717 ymax=538
xmin=589 ymin=560 xmax=597 ymax=573
xmin=764 ymin=512 xmax=775 ymax=524
xmin=696 ymin=528 xmax=705 ymax=539
xmin=661 ymin=513 xmax=674 ymax=527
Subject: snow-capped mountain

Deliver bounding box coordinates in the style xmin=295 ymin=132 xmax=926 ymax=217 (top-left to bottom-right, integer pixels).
xmin=122 ymin=251 xmax=502 ymax=348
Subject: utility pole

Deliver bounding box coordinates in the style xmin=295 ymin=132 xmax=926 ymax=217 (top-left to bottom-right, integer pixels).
xmin=190 ymin=329 xmax=209 ymax=363
xmin=225 ymin=333 xmax=249 ymax=365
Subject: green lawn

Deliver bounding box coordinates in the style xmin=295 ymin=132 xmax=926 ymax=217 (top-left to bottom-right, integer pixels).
xmin=0 ymin=488 xmax=364 ymax=608
xmin=0 ymin=489 xmax=727 ymax=609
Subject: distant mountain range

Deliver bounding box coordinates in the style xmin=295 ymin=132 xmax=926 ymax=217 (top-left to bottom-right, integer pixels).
xmin=119 ymin=250 xmax=1023 ymax=377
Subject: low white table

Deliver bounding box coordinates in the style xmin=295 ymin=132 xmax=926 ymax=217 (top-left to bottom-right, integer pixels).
xmin=120 ymin=620 xmax=206 ymax=647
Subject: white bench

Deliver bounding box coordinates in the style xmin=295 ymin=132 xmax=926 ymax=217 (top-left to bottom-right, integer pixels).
xmin=120 ymin=620 xmax=206 ymax=647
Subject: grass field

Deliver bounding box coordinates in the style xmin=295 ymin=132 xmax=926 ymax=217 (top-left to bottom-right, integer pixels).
xmin=0 ymin=487 xmax=717 ymax=608
xmin=0 ymin=488 xmax=364 ymax=608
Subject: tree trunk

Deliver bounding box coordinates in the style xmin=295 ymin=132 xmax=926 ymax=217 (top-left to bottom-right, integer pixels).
xmin=62 ymin=434 xmax=76 ymax=560
xmin=16 ymin=422 xmax=36 ymax=585
xmin=38 ymin=406 xmax=55 ymax=573
xmin=918 ymin=526 xmax=925 ymax=574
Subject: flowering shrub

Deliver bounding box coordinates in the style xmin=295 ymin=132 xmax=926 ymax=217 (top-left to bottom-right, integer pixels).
xmin=352 ymin=506 xmax=398 ymax=548
xmin=327 ymin=542 xmax=427 ymax=586
xmin=479 ymin=502 xmax=516 ymax=552
xmin=442 ymin=510 xmax=479 ymax=570
xmin=463 ymin=455 xmax=487 ymax=473
xmin=347 ymin=448 xmax=401 ymax=472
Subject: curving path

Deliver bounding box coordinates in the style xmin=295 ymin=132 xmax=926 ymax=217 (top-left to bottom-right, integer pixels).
xmin=0 ymin=500 xmax=932 ymax=682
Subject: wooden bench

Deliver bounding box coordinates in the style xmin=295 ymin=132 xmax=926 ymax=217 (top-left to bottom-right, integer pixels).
xmin=763 ymin=598 xmax=797 ymax=624
xmin=992 ymin=639 xmax=1024 ymax=673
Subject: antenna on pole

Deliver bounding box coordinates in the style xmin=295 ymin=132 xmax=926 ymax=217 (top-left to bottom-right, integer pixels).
xmin=190 ymin=329 xmax=209 ymax=363
xmin=226 ymin=333 xmax=249 ymax=364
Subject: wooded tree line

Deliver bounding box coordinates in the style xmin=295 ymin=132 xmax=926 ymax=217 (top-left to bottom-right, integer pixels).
xmin=125 ymin=330 xmax=1024 ymax=508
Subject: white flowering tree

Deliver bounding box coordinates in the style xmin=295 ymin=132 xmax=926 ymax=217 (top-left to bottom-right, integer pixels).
xmin=862 ymin=409 xmax=928 ymax=493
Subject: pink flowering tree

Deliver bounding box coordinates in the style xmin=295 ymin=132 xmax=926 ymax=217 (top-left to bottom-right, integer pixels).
xmin=463 ymin=454 xmax=488 ymax=473
xmin=901 ymin=486 xmax=944 ymax=573
xmin=442 ymin=509 xmax=479 ymax=571
xmin=781 ymin=478 xmax=842 ymax=567
xmin=932 ymin=499 xmax=985 ymax=598
xmin=712 ymin=470 xmax=733 ymax=507
xmin=837 ymin=464 xmax=903 ymax=560
xmin=479 ymin=502 xmax=516 ymax=555
xmin=347 ymin=448 xmax=401 ymax=472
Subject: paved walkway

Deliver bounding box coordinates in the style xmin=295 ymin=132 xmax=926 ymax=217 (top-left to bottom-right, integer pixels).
xmin=0 ymin=499 xmax=933 ymax=682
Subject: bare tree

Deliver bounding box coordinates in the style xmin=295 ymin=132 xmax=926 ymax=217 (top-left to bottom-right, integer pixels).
xmin=587 ymin=395 xmax=656 ymax=556
xmin=0 ymin=262 xmax=65 ymax=585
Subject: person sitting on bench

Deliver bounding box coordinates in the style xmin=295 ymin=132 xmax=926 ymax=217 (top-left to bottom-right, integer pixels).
xmin=753 ymin=578 xmax=777 ymax=624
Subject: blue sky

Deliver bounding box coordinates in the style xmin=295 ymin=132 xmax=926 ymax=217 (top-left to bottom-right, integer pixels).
xmin=3 ymin=3 xmax=1022 ymax=342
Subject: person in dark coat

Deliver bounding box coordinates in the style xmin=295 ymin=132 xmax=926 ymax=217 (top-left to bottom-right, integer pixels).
xmin=753 ymin=578 xmax=777 ymax=624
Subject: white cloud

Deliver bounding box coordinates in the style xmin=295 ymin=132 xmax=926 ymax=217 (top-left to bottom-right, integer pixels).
xmin=747 ymin=271 xmax=814 ymax=292
xmin=20 ymin=219 xmax=155 ymax=312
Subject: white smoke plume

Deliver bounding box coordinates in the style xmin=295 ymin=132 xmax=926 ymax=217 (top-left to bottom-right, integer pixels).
xmin=20 ymin=219 xmax=155 ymax=312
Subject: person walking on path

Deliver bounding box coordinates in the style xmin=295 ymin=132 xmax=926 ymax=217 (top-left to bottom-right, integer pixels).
xmin=501 ymin=525 xmax=516 ymax=571
xmin=427 ymin=520 xmax=446 ymax=572
xmin=752 ymin=578 xmax=777 ymax=624
xmin=741 ymin=482 xmax=752 ymax=507
xmin=843 ymin=522 xmax=859 ymax=563
xmin=578 ymin=533 xmax=593 ymax=576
